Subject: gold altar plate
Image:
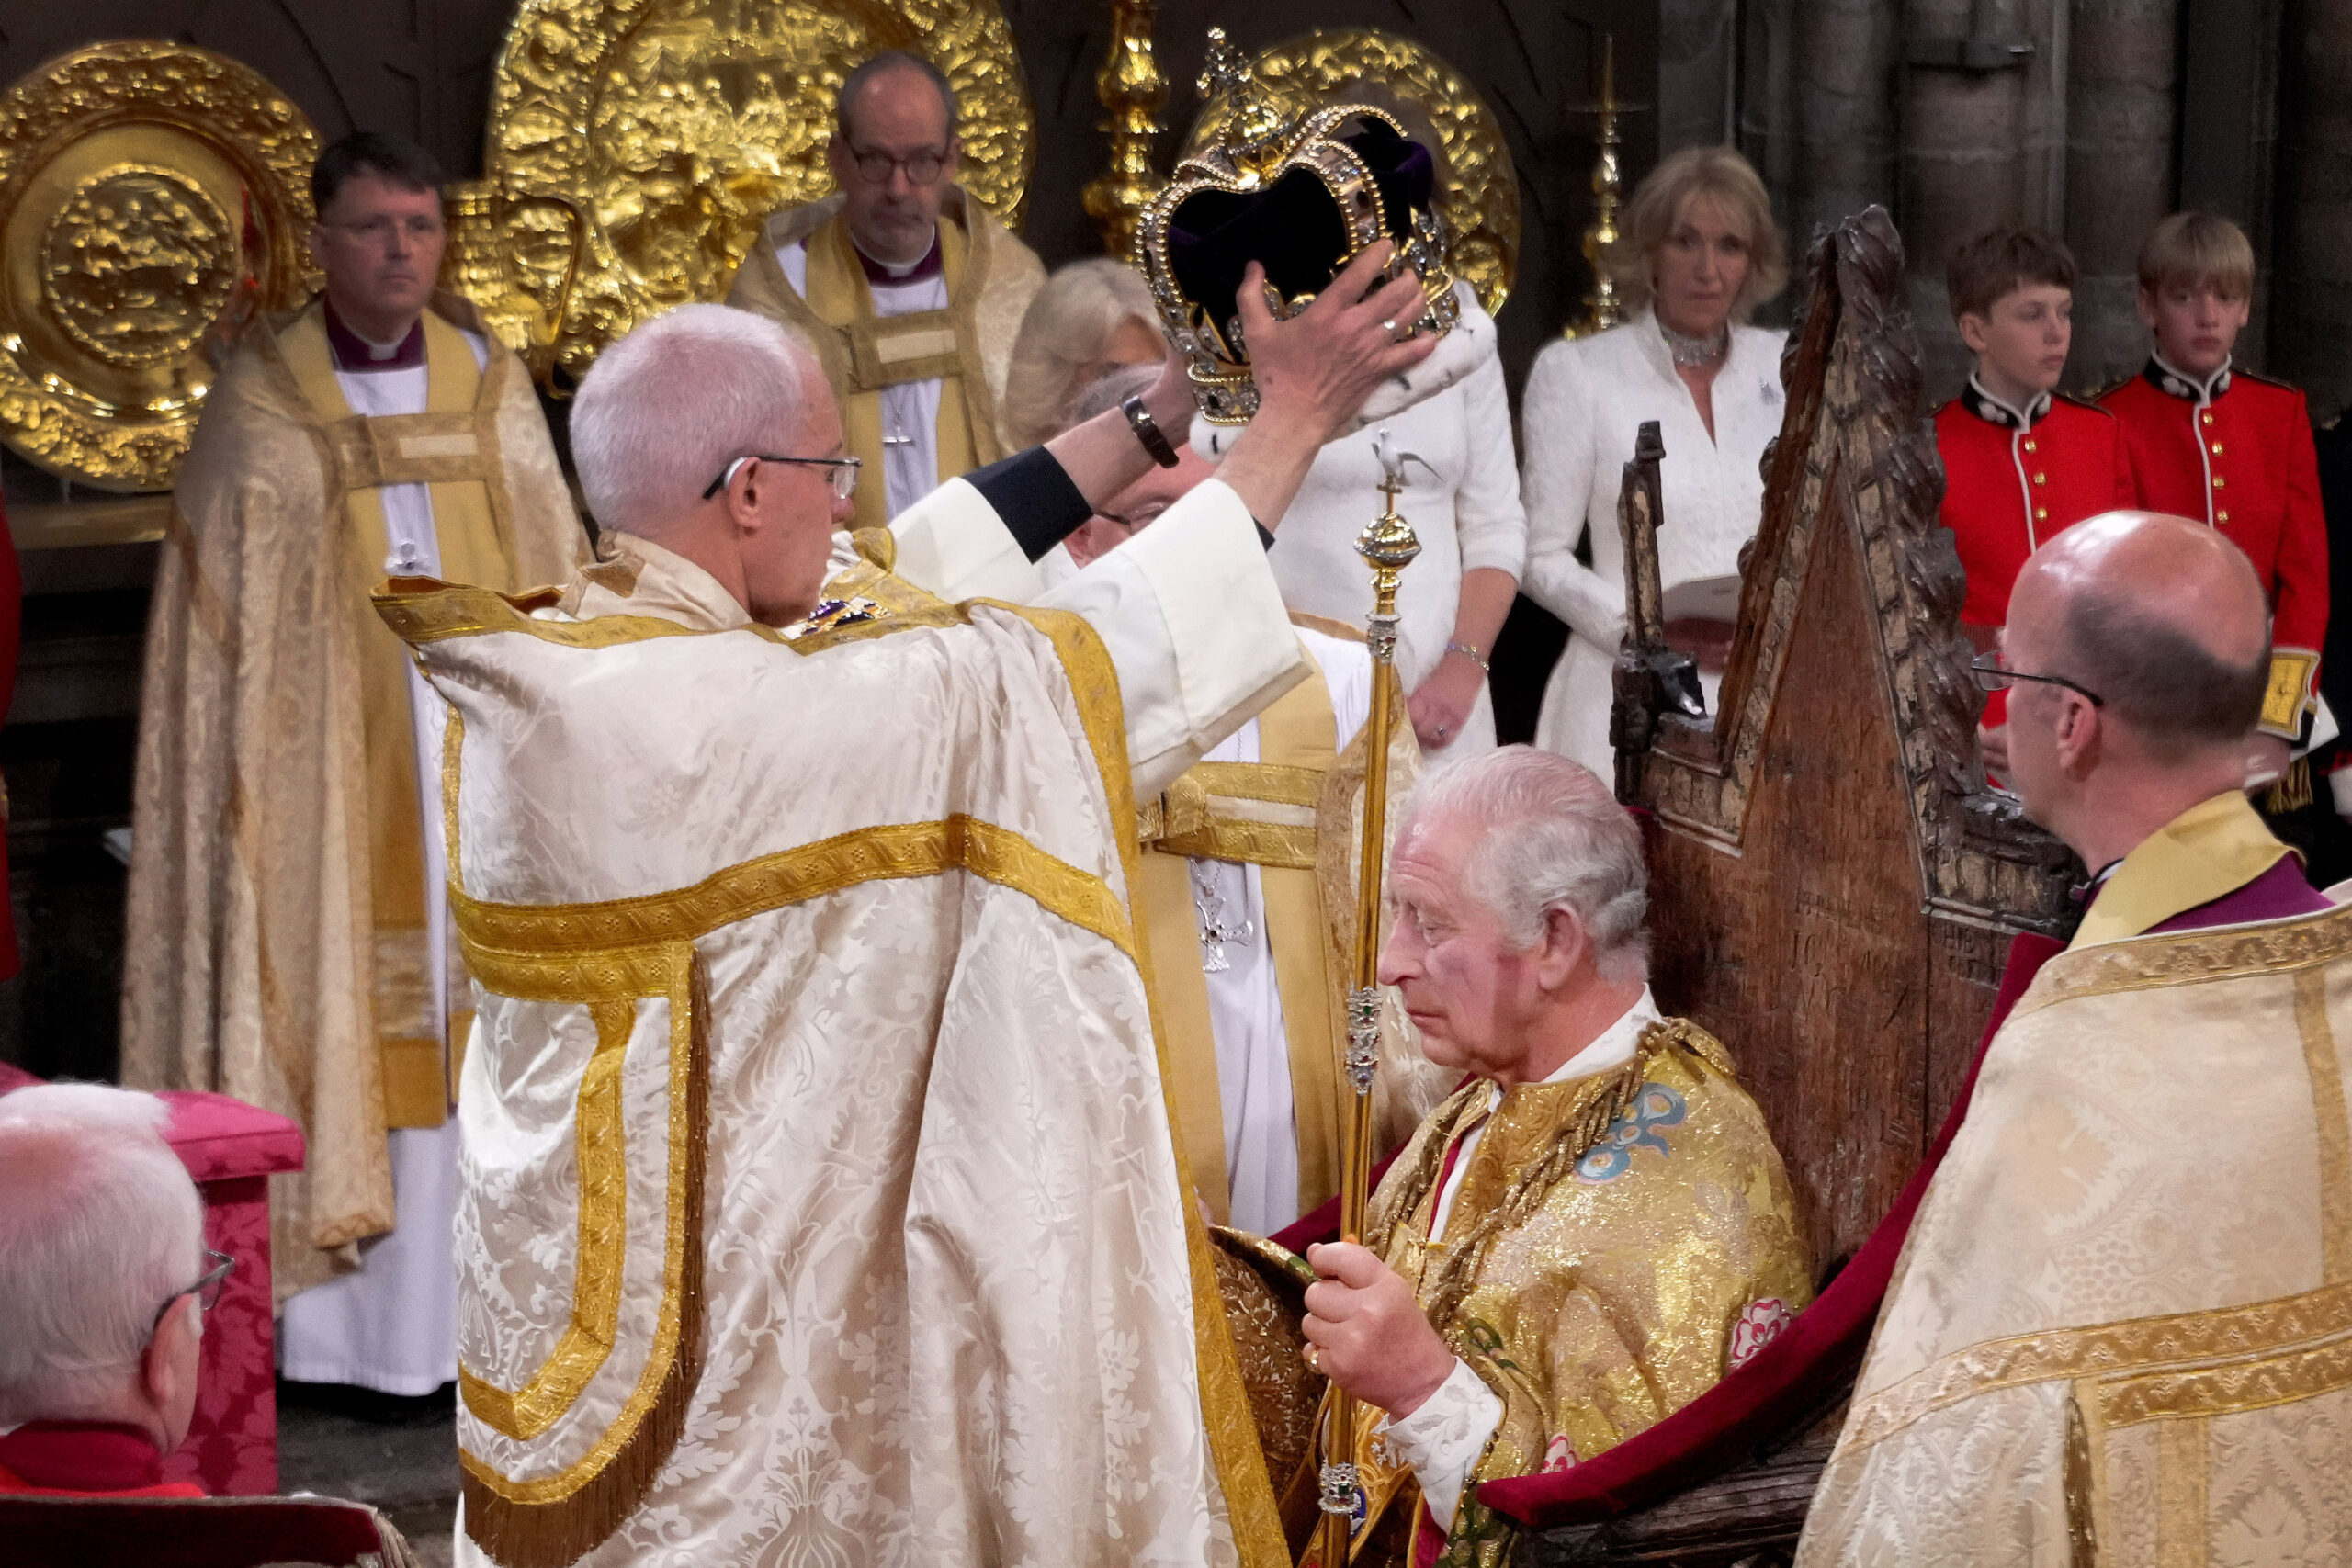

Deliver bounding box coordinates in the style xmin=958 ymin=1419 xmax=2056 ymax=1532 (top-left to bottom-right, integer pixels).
xmin=0 ymin=42 xmax=318 ymax=492
xmin=478 ymin=0 xmax=1035 ymax=379
xmin=1182 ymin=29 xmax=1520 ymax=320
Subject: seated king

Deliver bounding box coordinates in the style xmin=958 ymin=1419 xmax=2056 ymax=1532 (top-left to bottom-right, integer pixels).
xmin=725 ymin=49 xmax=1043 ymax=528
xmin=1301 ymin=747 xmax=1812 ymax=1566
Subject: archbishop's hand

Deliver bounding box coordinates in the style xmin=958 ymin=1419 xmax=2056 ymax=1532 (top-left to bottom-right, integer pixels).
xmin=1302 ymin=1239 xmax=1457 ymax=1418
xmin=1240 ymin=243 xmax=1439 ymax=447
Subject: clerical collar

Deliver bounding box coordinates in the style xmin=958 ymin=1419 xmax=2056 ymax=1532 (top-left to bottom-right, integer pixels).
xmin=2143 ymin=352 xmax=2232 ymax=402
xmin=1960 ymin=374 xmax=2051 ymax=430
xmin=0 ymin=1420 xmax=167 ymax=1491
xmin=322 ymin=298 xmax=424 ymax=373
xmin=849 ymin=230 xmax=944 ymax=286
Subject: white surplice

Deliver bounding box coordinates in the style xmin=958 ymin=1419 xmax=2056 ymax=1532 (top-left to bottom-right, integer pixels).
xmin=780 ymin=237 xmax=945 ymax=521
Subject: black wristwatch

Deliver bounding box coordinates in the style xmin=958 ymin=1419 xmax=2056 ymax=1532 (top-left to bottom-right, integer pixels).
xmin=1122 ymin=394 xmax=1182 ymax=468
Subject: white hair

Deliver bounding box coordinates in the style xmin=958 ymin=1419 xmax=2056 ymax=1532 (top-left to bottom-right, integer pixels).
xmin=570 ymin=302 xmax=818 ymax=537
xmin=1399 ymin=746 xmax=1651 ymax=985
xmin=1001 ymin=258 xmax=1162 ymax=448
xmin=0 ymin=1084 xmax=204 ymax=1425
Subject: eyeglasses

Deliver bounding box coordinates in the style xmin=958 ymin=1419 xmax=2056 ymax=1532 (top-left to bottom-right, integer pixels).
xmin=152 ymin=1250 xmax=236 ymax=1336
xmin=1969 ymin=654 xmax=2105 ymax=707
xmin=845 ymin=145 xmax=949 ymax=185
xmin=1093 ymin=502 xmax=1171 ymax=531
xmin=322 ymin=216 xmax=447 ymax=248
xmin=701 ymin=454 xmax=863 ymax=502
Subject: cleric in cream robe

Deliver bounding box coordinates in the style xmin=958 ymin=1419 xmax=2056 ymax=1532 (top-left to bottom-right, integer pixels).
xmin=1797 ymin=513 xmax=2352 ymax=1567
xmin=120 ymin=133 xmax=586 ymax=1388
xmin=1059 ymin=367 xmax=1443 ymax=1237
xmin=382 ymin=253 xmax=1441 ymax=1566
xmin=724 ymin=50 xmax=1043 ymax=527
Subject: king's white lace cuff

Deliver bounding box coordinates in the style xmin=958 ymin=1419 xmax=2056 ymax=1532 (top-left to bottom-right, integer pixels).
xmin=1374 ymin=1356 xmax=1505 ymax=1531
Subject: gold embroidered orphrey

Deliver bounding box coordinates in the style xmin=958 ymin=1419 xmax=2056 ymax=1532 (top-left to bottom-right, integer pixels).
xmin=463 ymin=0 xmax=1035 ymax=382
xmin=1178 ymin=28 xmax=1519 ymax=319
xmin=0 ymin=41 xmax=318 ymax=491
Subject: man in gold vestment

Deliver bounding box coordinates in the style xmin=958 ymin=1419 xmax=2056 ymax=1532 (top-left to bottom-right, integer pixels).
xmin=1302 ymin=748 xmax=1811 ymax=1567
xmin=1058 ymin=365 xmax=1438 ymax=1235
xmin=120 ymin=133 xmax=586 ymax=1381
xmin=726 ymin=50 xmax=1043 ymax=527
xmin=1799 ymin=513 xmax=2352 ymax=1566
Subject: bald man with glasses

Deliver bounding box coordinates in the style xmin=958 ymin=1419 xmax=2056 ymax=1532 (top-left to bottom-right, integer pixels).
xmin=1799 ymin=512 xmax=2352 ymax=1566
xmin=727 ymin=49 xmax=1045 ymax=529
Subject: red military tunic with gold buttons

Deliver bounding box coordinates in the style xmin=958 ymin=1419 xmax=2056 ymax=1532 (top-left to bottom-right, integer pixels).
xmin=2101 ymin=357 xmax=2329 ymax=739
xmin=1936 ymin=378 xmax=2136 ymax=728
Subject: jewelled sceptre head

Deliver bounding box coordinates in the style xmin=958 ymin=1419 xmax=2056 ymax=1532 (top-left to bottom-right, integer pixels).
xmin=1318 ymin=428 xmax=1429 ymax=1567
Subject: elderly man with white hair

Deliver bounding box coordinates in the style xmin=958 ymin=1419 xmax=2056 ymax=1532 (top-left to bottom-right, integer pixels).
xmin=1296 ymin=747 xmax=1810 ymax=1567
xmin=0 ymin=1085 xmax=218 ymax=1497
xmin=377 ymin=252 xmax=1438 ymax=1565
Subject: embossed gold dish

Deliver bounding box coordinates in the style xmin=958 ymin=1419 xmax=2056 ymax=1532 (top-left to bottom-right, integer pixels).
xmin=473 ymin=0 xmax=1036 ymax=380
xmin=0 ymin=42 xmax=317 ymax=491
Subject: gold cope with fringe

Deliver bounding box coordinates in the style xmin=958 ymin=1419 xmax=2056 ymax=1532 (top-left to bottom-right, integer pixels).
xmin=121 ymin=292 xmax=585 ymax=1301
xmin=376 ymin=547 xmax=1295 ymax=1567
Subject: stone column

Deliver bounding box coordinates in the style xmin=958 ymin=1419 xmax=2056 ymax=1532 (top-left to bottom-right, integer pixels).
xmin=2064 ymin=0 xmax=2180 ymax=393
xmin=1792 ymin=0 xmax=1903 ymax=238
xmin=2271 ymin=0 xmax=2352 ymax=423
xmin=1901 ymin=0 xmax=2030 ymax=398
xmin=1661 ymin=0 xmax=1740 ymax=153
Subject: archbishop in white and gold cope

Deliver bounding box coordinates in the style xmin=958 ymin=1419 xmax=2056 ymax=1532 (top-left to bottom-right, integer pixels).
xmin=378 ymin=250 xmax=1440 ymax=1566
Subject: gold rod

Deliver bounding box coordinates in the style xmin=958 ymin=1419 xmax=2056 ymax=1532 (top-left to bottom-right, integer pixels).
xmin=1318 ymin=454 xmax=1421 ymax=1568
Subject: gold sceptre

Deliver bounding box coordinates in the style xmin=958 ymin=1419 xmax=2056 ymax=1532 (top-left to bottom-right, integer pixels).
xmin=1318 ymin=430 xmax=1425 ymax=1566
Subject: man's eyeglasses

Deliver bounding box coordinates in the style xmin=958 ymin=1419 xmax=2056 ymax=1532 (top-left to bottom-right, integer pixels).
xmin=322 ymin=216 xmax=447 ymax=248
xmin=1969 ymin=654 xmax=2105 ymax=707
xmin=153 ymin=1250 xmax=236 ymax=1335
xmin=702 ymin=454 xmax=863 ymax=502
xmin=845 ymin=145 xmax=949 ymax=185
xmin=1094 ymin=502 xmax=1171 ymax=532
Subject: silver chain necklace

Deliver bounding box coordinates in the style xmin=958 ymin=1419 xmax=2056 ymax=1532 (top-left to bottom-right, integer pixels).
xmin=1190 ymin=861 xmax=1254 ymax=973
xmin=1659 ymin=317 xmax=1730 ymax=369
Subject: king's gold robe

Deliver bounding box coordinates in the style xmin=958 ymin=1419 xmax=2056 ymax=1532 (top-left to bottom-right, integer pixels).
xmin=122 ymin=294 xmax=585 ymax=1297
xmin=725 ymin=186 xmax=1043 ymax=529
xmin=1329 ymin=1018 xmax=1812 ymax=1566
xmin=1798 ymin=795 xmax=2352 ymax=1567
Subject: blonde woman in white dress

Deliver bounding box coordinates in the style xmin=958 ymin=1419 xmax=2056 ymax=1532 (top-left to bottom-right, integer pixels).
xmin=1520 ymin=146 xmax=1791 ymax=776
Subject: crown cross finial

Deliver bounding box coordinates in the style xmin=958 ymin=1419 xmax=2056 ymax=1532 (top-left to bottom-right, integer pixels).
xmin=1198 ymin=28 xmax=1250 ymax=101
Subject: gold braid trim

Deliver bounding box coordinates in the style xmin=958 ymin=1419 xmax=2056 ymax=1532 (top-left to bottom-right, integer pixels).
xmin=459 ymin=949 xmax=711 ymax=1568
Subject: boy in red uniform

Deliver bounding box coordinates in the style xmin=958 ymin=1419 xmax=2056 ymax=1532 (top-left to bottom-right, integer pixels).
xmin=1933 ymin=228 xmax=2134 ymax=759
xmin=2100 ymin=211 xmax=2328 ymax=778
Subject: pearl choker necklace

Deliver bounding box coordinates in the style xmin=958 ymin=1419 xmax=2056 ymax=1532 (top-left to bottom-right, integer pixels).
xmin=1659 ymin=318 xmax=1730 ymax=368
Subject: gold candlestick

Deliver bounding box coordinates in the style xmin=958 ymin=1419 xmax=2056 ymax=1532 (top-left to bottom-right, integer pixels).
xmin=1317 ymin=434 xmax=1424 ymax=1568
xmin=1564 ymin=34 xmax=1628 ymax=339
xmin=1081 ymin=0 xmax=1169 ymax=261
